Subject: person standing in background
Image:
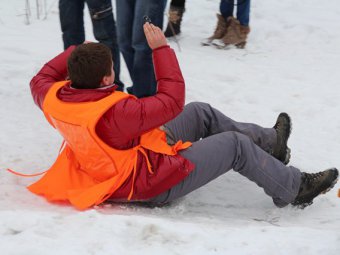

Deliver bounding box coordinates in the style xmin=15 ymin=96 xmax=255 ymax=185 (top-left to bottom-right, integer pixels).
xmin=202 ymin=0 xmax=251 ymax=48
xmin=59 ymin=0 xmax=124 ymax=90
xmin=116 ymin=0 xmax=167 ymax=98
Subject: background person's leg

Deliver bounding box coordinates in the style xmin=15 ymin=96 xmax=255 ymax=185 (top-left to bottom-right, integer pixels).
xmin=131 ymin=0 xmax=167 ymax=98
xmin=236 ymin=0 xmax=250 ymax=26
xmin=116 ymin=0 xmax=135 ymax=81
xmin=86 ymin=0 xmax=123 ymax=90
xmin=59 ymin=0 xmax=85 ymax=49
xmin=170 ymin=0 xmax=185 ymax=8
xmin=149 ymin=131 xmax=301 ymax=208
xmin=220 ymin=0 xmax=234 ymax=18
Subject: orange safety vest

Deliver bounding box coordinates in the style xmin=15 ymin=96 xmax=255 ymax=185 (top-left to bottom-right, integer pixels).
xmin=28 ymin=81 xmax=191 ymax=210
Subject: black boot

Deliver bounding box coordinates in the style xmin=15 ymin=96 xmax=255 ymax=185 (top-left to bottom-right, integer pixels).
xmin=114 ymin=79 xmax=124 ymax=92
xmin=292 ymin=168 xmax=339 ymax=208
xmin=272 ymin=113 xmax=291 ymax=165
xmin=164 ymin=6 xmax=185 ymax=38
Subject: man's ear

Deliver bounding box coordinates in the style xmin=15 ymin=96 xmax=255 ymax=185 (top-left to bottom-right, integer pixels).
xmin=101 ymin=75 xmax=110 ymax=86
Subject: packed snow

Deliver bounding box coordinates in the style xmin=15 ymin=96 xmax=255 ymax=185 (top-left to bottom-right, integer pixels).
xmin=1 ymin=0 xmax=340 ymax=254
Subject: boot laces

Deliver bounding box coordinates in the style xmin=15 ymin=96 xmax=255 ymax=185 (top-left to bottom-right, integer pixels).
xmin=304 ymin=172 xmax=324 ymax=184
xmin=274 ymin=121 xmax=281 ymax=130
xmin=274 ymin=117 xmax=287 ymax=132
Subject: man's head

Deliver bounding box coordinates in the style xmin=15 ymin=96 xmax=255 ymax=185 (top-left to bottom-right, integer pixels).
xmin=67 ymin=43 xmax=114 ymax=89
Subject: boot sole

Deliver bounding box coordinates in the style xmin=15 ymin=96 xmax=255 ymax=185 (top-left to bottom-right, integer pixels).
xmin=282 ymin=114 xmax=292 ymax=165
xmin=201 ymin=42 xmax=213 ymax=46
xmin=281 ymin=113 xmax=292 ymax=141
xmin=274 ymin=113 xmax=292 ymax=164
xmin=236 ymin=42 xmax=246 ymax=49
xmin=201 ymin=38 xmax=216 ymax=46
xmin=283 ymin=147 xmax=291 ymax=165
xmin=212 ymin=42 xmax=247 ymax=50
xmin=275 ymin=113 xmax=292 ymax=143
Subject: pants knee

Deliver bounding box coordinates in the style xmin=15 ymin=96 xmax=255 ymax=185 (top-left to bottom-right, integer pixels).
xmin=186 ymin=102 xmax=211 ymax=113
xmin=88 ymin=2 xmax=113 ymax=20
xmin=89 ymin=4 xmax=115 ymax=40
xmin=224 ymin=131 xmax=254 ymax=171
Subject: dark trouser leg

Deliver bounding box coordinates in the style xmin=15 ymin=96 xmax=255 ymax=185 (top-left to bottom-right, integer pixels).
xmin=149 ymin=131 xmax=301 ymax=207
xmin=117 ymin=0 xmax=166 ymax=97
xmin=220 ymin=0 xmax=234 ymax=18
xmin=170 ymin=0 xmax=185 ymax=8
xmin=130 ymin=0 xmax=167 ymax=98
xmin=116 ymin=0 xmax=135 ymax=79
xmin=59 ymin=0 xmax=85 ymax=49
xmin=164 ymin=102 xmax=276 ymax=154
xmin=86 ymin=0 xmax=123 ymax=90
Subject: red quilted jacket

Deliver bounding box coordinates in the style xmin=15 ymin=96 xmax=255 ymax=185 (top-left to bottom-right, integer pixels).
xmin=30 ymin=45 xmax=194 ymax=201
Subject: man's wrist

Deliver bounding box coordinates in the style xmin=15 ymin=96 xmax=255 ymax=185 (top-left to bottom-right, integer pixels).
xmin=153 ymin=45 xmax=170 ymax=52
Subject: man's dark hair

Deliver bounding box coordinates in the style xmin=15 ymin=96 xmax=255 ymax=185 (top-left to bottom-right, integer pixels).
xmin=67 ymin=43 xmax=112 ymax=89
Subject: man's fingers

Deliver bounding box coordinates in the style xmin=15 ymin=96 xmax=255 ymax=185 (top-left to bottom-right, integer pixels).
xmin=151 ymin=24 xmax=161 ymax=34
xmin=150 ymin=24 xmax=157 ymax=34
xmin=145 ymin=23 xmax=162 ymax=36
xmin=151 ymin=24 xmax=165 ymax=41
xmin=143 ymin=23 xmax=152 ymax=33
xmin=144 ymin=23 xmax=153 ymax=33
xmin=149 ymin=24 xmax=161 ymax=37
xmin=144 ymin=23 xmax=154 ymax=40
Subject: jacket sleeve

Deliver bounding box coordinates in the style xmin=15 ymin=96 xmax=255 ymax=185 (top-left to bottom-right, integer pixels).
xmin=30 ymin=46 xmax=76 ymax=110
xmin=111 ymin=45 xmax=186 ymax=139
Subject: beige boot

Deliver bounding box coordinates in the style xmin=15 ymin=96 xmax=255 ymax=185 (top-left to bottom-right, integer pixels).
xmin=201 ymin=14 xmax=228 ymax=46
xmin=219 ymin=17 xmax=250 ymax=48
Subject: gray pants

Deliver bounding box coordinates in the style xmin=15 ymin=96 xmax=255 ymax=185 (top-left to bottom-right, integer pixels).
xmin=149 ymin=102 xmax=301 ymax=207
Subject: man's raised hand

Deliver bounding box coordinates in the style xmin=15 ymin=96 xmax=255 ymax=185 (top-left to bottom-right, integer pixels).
xmin=143 ymin=22 xmax=167 ymax=50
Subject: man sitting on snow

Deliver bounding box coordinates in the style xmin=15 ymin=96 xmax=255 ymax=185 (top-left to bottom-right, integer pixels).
xmin=29 ymin=22 xmax=338 ymax=210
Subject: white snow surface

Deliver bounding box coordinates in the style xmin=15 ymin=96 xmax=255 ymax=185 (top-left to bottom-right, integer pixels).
xmin=1 ymin=0 xmax=340 ymax=254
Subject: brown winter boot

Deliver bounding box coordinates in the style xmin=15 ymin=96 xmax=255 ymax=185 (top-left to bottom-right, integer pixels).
xmin=201 ymin=14 xmax=228 ymax=46
xmin=164 ymin=5 xmax=185 ymax=38
xmin=292 ymin=168 xmax=339 ymax=209
xmin=219 ymin=17 xmax=250 ymax=48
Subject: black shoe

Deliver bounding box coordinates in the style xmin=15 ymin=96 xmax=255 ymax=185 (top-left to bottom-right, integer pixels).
xmin=164 ymin=6 xmax=185 ymax=38
xmin=126 ymin=86 xmax=133 ymax=95
xmin=292 ymin=168 xmax=339 ymax=209
xmin=272 ymin=113 xmax=291 ymax=165
xmin=114 ymin=79 xmax=125 ymax=92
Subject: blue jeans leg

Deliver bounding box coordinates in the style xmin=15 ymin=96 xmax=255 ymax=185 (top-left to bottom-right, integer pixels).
xmin=219 ymin=0 xmax=250 ymax=26
xmin=220 ymin=0 xmax=234 ymax=19
xmin=59 ymin=0 xmax=85 ymax=49
xmin=236 ymin=0 xmax=250 ymax=26
xmin=116 ymin=0 xmax=167 ymax=98
xmin=86 ymin=0 xmax=123 ymax=90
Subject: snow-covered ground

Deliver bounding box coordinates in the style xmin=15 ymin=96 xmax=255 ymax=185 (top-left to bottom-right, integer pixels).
xmin=1 ymin=0 xmax=340 ymax=254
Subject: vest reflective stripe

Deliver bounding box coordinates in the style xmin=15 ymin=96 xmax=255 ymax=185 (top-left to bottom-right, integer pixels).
xmin=28 ymin=81 xmax=192 ymax=209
